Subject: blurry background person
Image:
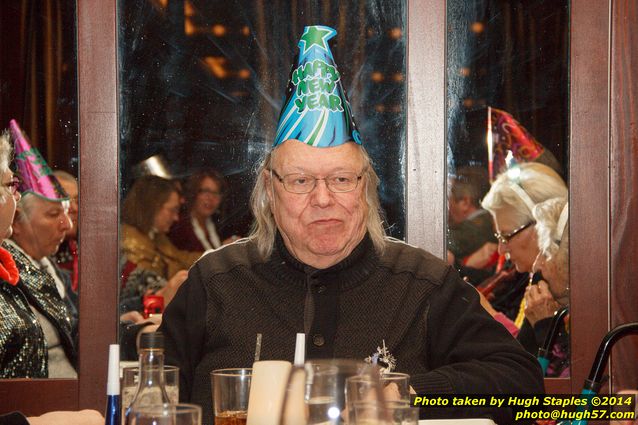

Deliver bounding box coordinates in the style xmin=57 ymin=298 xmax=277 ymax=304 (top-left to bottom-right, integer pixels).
xmin=480 ymin=163 xmax=567 ymax=322
xmin=169 ymin=169 xmax=238 ymax=251
xmin=0 ymin=131 xmax=39 ymax=378
xmin=120 ymin=175 xmax=200 ymax=312
xmin=51 ymin=170 xmax=79 ymax=298
xmin=521 ymin=197 xmax=570 ymax=376
xmin=446 ymin=165 xmax=497 ymax=284
xmin=1 ymin=124 xmax=76 ymax=378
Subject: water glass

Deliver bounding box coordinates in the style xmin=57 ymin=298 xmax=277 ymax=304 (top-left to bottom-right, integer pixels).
xmin=379 ymin=373 xmax=410 ymax=402
xmin=352 ymin=401 xmax=418 ymax=425
xmin=211 ymin=368 xmax=252 ymax=425
xmin=279 ymin=359 xmax=385 ymax=425
xmin=128 ymin=403 xmax=201 ymax=425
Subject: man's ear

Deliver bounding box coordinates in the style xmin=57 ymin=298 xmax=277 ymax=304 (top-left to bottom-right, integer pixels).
xmin=264 ymin=169 xmax=274 ymax=202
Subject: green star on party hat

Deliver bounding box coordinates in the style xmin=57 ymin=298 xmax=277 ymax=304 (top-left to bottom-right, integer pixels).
xmin=273 ymin=25 xmax=362 ymax=148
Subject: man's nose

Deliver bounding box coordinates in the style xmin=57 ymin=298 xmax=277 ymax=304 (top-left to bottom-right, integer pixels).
xmin=310 ymin=179 xmax=334 ymax=207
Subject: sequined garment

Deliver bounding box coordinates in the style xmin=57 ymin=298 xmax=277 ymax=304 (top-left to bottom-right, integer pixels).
xmin=3 ymin=241 xmax=77 ymax=368
xmin=0 ymin=278 xmax=47 ymax=378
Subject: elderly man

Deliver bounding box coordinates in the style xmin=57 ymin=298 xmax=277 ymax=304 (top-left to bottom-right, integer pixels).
xmin=160 ymin=25 xmax=543 ymax=425
xmin=4 ymin=121 xmax=77 ymax=378
xmin=52 ymin=170 xmax=79 ymax=295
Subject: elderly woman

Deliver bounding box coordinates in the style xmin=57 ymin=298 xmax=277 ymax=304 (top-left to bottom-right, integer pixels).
xmin=0 ymin=132 xmax=36 ymax=377
xmin=120 ymin=175 xmax=202 ymax=309
xmin=169 ymin=169 xmax=237 ymax=252
xmin=481 ymin=162 xmax=569 ymax=376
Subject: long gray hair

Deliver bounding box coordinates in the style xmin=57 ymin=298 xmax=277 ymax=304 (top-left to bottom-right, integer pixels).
xmin=248 ymin=144 xmax=387 ymax=259
xmin=0 ymin=132 xmax=12 ymax=204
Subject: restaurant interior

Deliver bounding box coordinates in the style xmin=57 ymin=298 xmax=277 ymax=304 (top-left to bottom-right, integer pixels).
xmin=0 ymin=0 xmax=636 ymax=419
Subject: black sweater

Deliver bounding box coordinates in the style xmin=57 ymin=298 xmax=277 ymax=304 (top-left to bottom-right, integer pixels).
xmin=160 ymin=234 xmax=544 ymax=424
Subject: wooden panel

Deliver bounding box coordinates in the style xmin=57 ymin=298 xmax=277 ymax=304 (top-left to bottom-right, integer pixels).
xmin=545 ymin=378 xmax=572 ymax=394
xmin=610 ymin=0 xmax=638 ymax=392
xmin=406 ymin=0 xmax=446 ymax=257
xmin=77 ymin=0 xmax=119 ymax=411
xmin=0 ymin=380 xmax=78 ymax=416
xmin=569 ymin=0 xmax=611 ymax=393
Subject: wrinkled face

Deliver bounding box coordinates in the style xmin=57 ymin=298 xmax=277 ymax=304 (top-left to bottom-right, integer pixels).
xmin=59 ymin=178 xmax=78 ymax=239
xmin=153 ymin=191 xmax=180 ymax=234
xmin=534 ymin=253 xmax=569 ymax=304
xmin=13 ymin=196 xmax=72 ymax=260
xmin=0 ymin=170 xmax=20 ymax=239
xmin=266 ymin=140 xmax=368 ymax=269
xmin=193 ymin=177 xmax=222 ymax=219
xmin=493 ymin=210 xmax=539 ymax=273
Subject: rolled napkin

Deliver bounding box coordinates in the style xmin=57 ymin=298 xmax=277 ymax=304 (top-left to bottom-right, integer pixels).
xmin=246 ymin=360 xmax=292 ymax=425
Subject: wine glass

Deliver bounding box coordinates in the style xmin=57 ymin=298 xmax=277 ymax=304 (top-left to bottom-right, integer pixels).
xmin=128 ymin=403 xmax=202 ymax=425
xmin=279 ymin=358 xmax=386 ymax=425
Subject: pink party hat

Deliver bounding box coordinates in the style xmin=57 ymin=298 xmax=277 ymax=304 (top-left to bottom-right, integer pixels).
xmin=8 ymin=119 xmax=69 ymax=201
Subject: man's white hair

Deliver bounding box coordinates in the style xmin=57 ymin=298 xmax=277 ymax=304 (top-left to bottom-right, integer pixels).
xmin=533 ymin=197 xmax=568 ymax=261
xmin=248 ymin=144 xmax=387 ymax=259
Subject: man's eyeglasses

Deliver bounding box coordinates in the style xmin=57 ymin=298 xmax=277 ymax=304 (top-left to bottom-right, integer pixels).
xmin=3 ymin=177 xmax=20 ymax=195
xmin=270 ymin=169 xmax=363 ymax=194
xmin=494 ymin=221 xmax=535 ymax=245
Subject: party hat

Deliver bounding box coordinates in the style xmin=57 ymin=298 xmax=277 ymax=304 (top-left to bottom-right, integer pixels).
xmin=8 ymin=119 xmax=69 ymax=202
xmin=273 ymin=25 xmax=362 ymax=148
xmin=487 ymin=107 xmax=545 ymax=181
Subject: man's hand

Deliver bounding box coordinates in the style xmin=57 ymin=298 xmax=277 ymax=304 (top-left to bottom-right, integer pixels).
xmin=28 ymin=410 xmax=103 ymax=425
xmin=524 ymin=280 xmax=560 ymax=326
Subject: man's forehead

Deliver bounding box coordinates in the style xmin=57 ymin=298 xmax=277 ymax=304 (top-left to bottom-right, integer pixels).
xmin=272 ymin=140 xmax=364 ymax=172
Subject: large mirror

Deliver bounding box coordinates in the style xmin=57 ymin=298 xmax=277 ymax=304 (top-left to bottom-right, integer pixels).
xmin=117 ymin=0 xmax=407 ymax=356
xmin=0 ymin=1 xmax=79 ymax=379
xmin=446 ymin=0 xmax=570 ymax=378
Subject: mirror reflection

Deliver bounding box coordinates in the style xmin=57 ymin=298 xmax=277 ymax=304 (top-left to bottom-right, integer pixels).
xmin=117 ymin=0 xmax=406 ymax=357
xmin=0 ymin=2 xmax=79 ymax=378
xmin=446 ymin=0 xmax=570 ymax=377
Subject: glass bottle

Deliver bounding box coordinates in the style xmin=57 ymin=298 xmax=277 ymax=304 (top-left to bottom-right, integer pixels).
xmin=124 ymin=332 xmax=171 ymax=424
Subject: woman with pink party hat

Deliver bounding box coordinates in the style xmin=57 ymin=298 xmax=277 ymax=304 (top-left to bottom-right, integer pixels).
xmin=3 ymin=119 xmax=77 ymax=378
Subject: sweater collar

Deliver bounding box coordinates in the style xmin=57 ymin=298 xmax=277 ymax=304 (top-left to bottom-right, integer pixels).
xmin=269 ymin=231 xmax=377 ymax=290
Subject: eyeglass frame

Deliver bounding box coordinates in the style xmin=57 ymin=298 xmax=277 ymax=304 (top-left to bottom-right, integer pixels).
xmin=269 ymin=169 xmax=364 ymax=194
xmin=494 ymin=221 xmax=535 ymax=245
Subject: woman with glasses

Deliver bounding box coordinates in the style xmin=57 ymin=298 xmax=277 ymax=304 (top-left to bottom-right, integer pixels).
xmin=120 ymin=175 xmax=202 ymax=312
xmin=481 ymin=162 xmax=569 ymax=376
xmin=169 ymin=169 xmax=239 ymax=252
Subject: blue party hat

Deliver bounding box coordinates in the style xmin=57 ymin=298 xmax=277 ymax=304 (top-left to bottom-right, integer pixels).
xmin=273 ymin=25 xmax=362 ymax=148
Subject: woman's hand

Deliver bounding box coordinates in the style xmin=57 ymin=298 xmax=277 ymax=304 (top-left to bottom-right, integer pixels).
xmin=524 ymin=280 xmax=560 ymax=326
xmin=155 ymin=269 xmax=188 ymax=306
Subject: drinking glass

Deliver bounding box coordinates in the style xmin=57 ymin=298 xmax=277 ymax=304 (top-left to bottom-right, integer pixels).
xmin=279 ymin=359 xmax=386 ymax=425
xmin=128 ymin=403 xmax=201 ymax=425
xmin=211 ymin=368 xmax=252 ymax=425
xmin=379 ymin=373 xmax=410 ymax=403
xmin=352 ymin=401 xmax=418 ymax=425
xmin=122 ymin=365 xmax=180 ymax=420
